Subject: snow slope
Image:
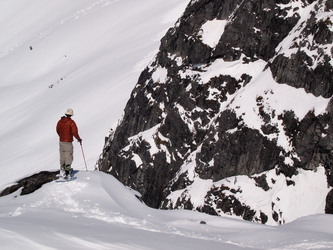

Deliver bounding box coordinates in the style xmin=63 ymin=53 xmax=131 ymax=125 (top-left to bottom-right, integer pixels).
xmin=0 ymin=0 xmax=189 ymax=184
xmin=0 ymin=171 xmax=332 ymax=250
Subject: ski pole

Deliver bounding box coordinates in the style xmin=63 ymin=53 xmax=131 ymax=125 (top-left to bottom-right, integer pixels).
xmin=80 ymin=142 xmax=88 ymax=171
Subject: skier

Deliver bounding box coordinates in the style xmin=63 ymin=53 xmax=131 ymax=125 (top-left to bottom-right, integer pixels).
xmin=56 ymin=108 xmax=82 ymax=178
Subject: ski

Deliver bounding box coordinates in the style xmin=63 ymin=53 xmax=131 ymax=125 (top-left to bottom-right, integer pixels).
xmin=55 ymin=176 xmax=77 ymax=183
xmin=55 ymin=169 xmax=78 ymax=183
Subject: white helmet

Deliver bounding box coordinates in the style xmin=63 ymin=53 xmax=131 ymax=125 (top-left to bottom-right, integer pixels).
xmin=65 ymin=108 xmax=74 ymax=116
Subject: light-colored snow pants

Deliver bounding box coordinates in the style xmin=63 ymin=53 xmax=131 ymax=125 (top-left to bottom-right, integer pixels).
xmin=59 ymin=141 xmax=73 ymax=167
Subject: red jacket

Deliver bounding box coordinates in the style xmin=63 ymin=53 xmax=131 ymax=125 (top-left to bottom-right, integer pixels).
xmin=56 ymin=116 xmax=81 ymax=142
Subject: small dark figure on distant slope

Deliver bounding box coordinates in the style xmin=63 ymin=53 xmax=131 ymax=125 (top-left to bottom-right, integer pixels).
xmin=56 ymin=108 xmax=82 ymax=178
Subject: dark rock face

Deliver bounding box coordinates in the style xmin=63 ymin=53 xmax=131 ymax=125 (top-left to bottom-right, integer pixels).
xmin=0 ymin=171 xmax=59 ymax=197
xmin=270 ymin=5 xmax=333 ymax=98
xmin=195 ymin=112 xmax=283 ymax=181
xmin=98 ymin=0 xmax=333 ymax=224
xmin=326 ymin=189 xmax=333 ymax=214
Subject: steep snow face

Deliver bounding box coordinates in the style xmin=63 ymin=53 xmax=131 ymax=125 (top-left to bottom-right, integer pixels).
xmin=98 ymin=0 xmax=333 ymax=224
xmin=0 ymin=0 xmax=189 ymax=184
xmin=0 ymin=171 xmax=332 ymax=249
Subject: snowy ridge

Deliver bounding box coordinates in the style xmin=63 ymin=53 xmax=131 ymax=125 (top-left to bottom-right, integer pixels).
xmin=0 ymin=171 xmax=332 ymax=249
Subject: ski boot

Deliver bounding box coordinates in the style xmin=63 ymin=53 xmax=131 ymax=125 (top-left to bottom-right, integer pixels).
xmin=64 ymin=165 xmax=73 ymax=179
xmin=59 ymin=164 xmax=66 ymax=178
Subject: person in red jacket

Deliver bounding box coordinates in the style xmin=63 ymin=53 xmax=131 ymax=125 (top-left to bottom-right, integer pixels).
xmin=56 ymin=108 xmax=82 ymax=178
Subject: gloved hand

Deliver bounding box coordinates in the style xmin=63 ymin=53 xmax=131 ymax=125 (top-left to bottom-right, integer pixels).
xmin=78 ymin=139 xmax=82 ymax=145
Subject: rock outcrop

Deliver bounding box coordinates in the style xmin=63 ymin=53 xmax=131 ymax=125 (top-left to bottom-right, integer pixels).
xmin=97 ymin=0 xmax=333 ymax=224
xmin=0 ymin=171 xmax=59 ymax=197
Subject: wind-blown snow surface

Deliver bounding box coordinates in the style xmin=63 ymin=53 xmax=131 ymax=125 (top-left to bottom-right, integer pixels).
xmin=0 ymin=171 xmax=332 ymax=250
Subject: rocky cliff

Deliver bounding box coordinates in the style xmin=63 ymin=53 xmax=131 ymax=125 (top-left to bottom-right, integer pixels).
xmin=97 ymin=0 xmax=333 ymax=225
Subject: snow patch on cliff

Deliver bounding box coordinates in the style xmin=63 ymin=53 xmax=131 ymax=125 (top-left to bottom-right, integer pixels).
xmin=199 ymin=19 xmax=228 ymax=48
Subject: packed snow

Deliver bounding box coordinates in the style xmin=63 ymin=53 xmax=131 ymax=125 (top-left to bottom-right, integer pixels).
xmin=151 ymin=66 xmax=168 ymax=84
xmin=0 ymin=171 xmax=332 ymax=250
xmin=199 ymin=19 xmax=228 ymax=48
xmin=1 ymin=0 xmax=333 ymax=249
